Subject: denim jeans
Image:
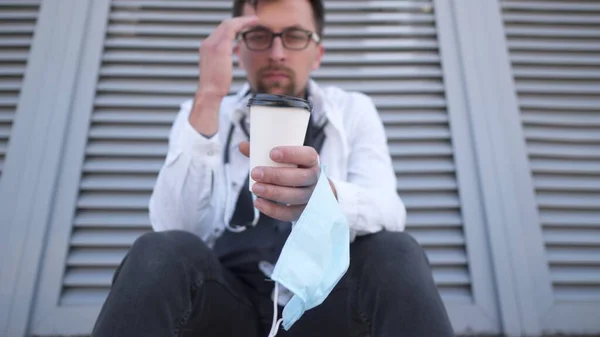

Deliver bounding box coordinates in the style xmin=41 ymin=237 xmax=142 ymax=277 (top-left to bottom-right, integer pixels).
xmin=92 ymin=230 xmax=454 ymax=337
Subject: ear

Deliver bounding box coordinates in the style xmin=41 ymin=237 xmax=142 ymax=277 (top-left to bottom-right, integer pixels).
xmin=234 ymin=43 xmax=245 ymax=70
xmin=311 ymin=44 xmax=325 ymax=71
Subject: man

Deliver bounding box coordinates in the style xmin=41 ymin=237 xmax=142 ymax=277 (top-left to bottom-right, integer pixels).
xmin=92 ymin=0 xmax=455 ymax=336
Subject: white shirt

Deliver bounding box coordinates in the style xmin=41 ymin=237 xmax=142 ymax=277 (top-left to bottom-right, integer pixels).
xmin=149 ymin=80 xmax=406 ymax=247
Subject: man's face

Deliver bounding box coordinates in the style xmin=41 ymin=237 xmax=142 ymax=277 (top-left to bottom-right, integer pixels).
xmin=235 ymin=0 xmax=324 ymax=97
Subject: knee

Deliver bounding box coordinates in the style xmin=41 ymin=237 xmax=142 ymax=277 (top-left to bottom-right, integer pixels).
xmin=351 ymin=231 xmax=429 ymax=280
xmin=354 ymin=231 xmax=426 ymax=262
xmin=127 ymin=230 xmax=212 ymax=274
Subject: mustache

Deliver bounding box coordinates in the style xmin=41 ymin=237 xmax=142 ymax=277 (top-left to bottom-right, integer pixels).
xmin=257 ymin=66 xmax=294 ymax=76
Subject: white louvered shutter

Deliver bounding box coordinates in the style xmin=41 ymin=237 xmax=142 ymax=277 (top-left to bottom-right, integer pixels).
xmin=502 ymin=0 xmax=600 ymax=332
xmin=0 ymin=0 xmax=40 ymax=177
xmin=46 ymin=0 xmax=498 ymax=333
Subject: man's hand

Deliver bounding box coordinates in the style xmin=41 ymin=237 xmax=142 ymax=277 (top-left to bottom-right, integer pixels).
xmin=239 ymin=141 xmax=337 ymax=222
xmin=189 ymin=16 xmax=259 ymax=136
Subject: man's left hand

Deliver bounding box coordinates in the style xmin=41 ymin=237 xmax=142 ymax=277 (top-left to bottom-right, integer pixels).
xmin=239 ymin=141 xmax=336 ymax=222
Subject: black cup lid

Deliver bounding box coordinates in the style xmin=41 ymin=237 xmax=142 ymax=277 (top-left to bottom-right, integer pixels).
xmin=247 ymin=93 xmax=312 ymax=112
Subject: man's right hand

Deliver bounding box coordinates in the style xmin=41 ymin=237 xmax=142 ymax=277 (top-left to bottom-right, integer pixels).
xmin=189 ymin=16 xmax=259 ymax=137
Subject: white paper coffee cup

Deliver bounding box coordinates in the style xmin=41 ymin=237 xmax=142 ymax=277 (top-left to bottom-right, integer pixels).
xmin=248 ymin=94 xmax=312 ymax=190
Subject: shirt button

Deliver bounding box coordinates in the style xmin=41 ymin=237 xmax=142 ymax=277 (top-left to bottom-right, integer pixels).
xmin=207 ymin=151 xmax=214 ymax=156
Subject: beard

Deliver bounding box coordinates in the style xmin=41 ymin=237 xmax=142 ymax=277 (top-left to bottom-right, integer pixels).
xmin=254 ymin=66 xmax=300 ymax=97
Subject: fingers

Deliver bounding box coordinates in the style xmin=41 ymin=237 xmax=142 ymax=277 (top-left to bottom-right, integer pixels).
xmin=239 ymin=141 xmax=250 ymax=157
xmin=269 ymin=146 xmax=319 ymax=168
xmin=254 ymin=198 xmax=305 ymax=222
xmin=251 ymin=165 xmax=319 ymax=187
xmin=218 ymin=15 xmax=259 ymax=40
xmin=252 ymin=183 xmax=313 ymax=205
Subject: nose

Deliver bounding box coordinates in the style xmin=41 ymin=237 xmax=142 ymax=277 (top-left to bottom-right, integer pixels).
xmin=269 ymin=36 xmax=286 ymax=61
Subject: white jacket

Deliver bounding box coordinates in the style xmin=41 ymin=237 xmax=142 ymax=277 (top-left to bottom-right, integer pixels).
xmin=149 ymin=80 xmax=406 ymax=246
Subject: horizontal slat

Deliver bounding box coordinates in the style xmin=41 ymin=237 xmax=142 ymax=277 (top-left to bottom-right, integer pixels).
xmin=545 ymin=228 xmax=600 ymax=245
xmin=513 ymin=67 xmax=600 ymax=80
xmin=541 ymin=210 xmax=600 ymax=228
xmin=0 ymin=12 xmax=38 ymax=21
xmin=380 ymin=110 xmax=448 ymax=124
xmin=109 ymin=11 xmax=436 ymax=24
xmin=0 ymin=38 xmax=33 ymax=48
xmin=0 ymin=112 xmax=15 ymax=123
xmin=409 ymin=227 xmax=465 ymax=246
xmin=0 ymin=81 xmax=25 ymax=91
xmin=423 ymin=247 xmax=468 ymax=266
xmin=534 ymin=175 xmax=600 ymax=192
xmin=111 ymin=0 xmax=431 ymax=12
xmin=108 ymin=24 xmax=437 ymax=38
xmin=97 ymin=80 xmax=445 ymax=95
xmin=502 ymin=1 xmax=600 ymax=12
xmin=397 ymin=174 xmax=457 ymax=192
xmin=61 ymin=288 xmax=109 ymax=305
xmin=528 ymin=142 xmax=600 ymax=159
xmin=80 ymin=174 xmax=157 ymax=191
xmin=86 ymin=142 xmax=167 ymax=156
xmin=407 ymin=210 xmax=462 ymax=227
xmin=393 ymin=158 xmax=454 ymax=174
xmin=402 ymin=192 xmax=461 ymax=210
xmin=523 ymin=111 xmax=600 ymax=127
xmin=551 ymin=267 xmax=600 ymax=285
xmin=554 ymin=285 xmax=600 ymax=302
xmin=537 ymin=193 xmax=600 ymax=210
xmin=0 ymin=23 xmax=36 ymax=35
xmin=0 ymin=1 xmax=40 ymax=7
xmin=432 ymin=267 xmax=471 ymax=286
xmin=77 ymin=192 xmax=150 ymax=210
xmin=547 ymin=247 xmax=600 ymax=266
xmin=91 ymin=110 xmax=177 ymax=124
xmin=509 ymin=40 xmax=600 ymax=52
xmin=0 ymin=66 xmax=26 ymax=76
xmin=83 ymin=158 xmax=164 ymax=173
xmin=93 ymin=95 xmax=446 ymax=110
xmin=103 ymin=50 xmax=441 ymax=65
xmin=104 ymin=38 xmax=439 ymax=51
xmin=517 ymin=82 xmax=600 ymax=95
xmin=89 ymin=124 xmax=169 ymax=140
xmin=63 ymin=268 xmax=115 ymax=287
xmin=385 ymin=125 xmax=451 ymax=141
xmin=503 ymin=13 xmax=600 ymax=24
xmin=75 ymin=210 xmax=151 ymax=228
xmin=520 ymin=98 xmax=600 ymax=111
xmin=511 ymin=53 xmax=600 ymax=66
xmin=530 ymin=158 xmax=600 ymax=175
xmin=71 ymin=228 xmax=149 ymax=247
xmin=505 ymin=26 xmax=600 ymax=38
xmin=0 ymin=125 xmax=11 ymax=138
xmin=67 ymin=248 xmax=128 ymax=267
xmin=99 ymin=66 xmax=443 ymax=79
xmin=0 ymin=96 xmax=22 ymax=107
xmin=525 ymin=126 xmax=600 ymax=143
xmin=389 ymin=142 xmax=453 ymax=157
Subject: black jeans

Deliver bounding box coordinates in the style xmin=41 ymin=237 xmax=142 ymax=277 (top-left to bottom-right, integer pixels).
xmin=92 ymin=230 xmax=454 ymax=337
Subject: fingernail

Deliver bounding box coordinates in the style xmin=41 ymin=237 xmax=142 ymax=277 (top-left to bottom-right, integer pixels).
xmin=252 ymin=168 xmax=264 ymax=180
xmin=253 ymin=183 xmax=264 ymax=194
xmin=271 ymin=149 xmax=282 ymax=161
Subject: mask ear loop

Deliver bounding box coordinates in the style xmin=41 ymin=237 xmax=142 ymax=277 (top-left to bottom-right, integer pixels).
xmin=267 ymin=282 xmax=284 ymax=337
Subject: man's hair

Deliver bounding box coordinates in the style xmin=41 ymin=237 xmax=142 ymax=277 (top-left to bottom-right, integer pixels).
xmin=232 ymin=0 xmax=325 ymax=36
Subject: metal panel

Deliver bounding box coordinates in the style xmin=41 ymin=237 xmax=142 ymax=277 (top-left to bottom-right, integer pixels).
xmin=502 ymin=0 xmax=600 ymax=333
xmin=0 ymin=0 xmax=40 ymax=177
xmin=31 ymin=0 xmax=497 ymax=335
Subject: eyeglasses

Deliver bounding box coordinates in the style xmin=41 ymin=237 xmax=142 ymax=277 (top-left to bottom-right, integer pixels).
xmin=237 ymin=27 xmax=321 ymax=51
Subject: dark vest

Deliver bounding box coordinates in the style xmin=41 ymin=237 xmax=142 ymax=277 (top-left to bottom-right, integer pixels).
xmin=213 ymin=113 xmax=327 ymax=270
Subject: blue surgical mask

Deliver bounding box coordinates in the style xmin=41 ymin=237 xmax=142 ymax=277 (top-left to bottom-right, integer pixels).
xmin=267 ymin=165 xmax=350 ymax=336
